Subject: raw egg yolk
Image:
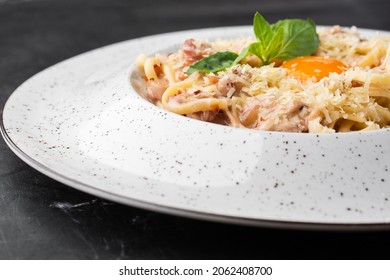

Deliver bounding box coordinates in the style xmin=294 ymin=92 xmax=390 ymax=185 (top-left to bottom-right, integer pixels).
xmin=281 ymin=56 xmax=347 ymax=81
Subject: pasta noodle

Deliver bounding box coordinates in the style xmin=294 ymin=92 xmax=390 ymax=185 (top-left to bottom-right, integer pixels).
xmin=133 ymin=26 xmax=390 ymax=133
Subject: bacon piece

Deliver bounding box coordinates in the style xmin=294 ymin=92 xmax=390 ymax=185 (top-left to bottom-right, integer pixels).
xmin=240 ymin=96 xmax=319 ymax=132
xmin=145 ymin=78 xmax=169 ymax=101
xmin=217 ymin=76 xmax=234 ymax=96
xmin=182 ymin=39 xmax=211 ymax=64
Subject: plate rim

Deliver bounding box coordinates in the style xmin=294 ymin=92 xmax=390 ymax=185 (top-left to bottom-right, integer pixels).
xmin=2 ymin=107 xmax=390 ymax=231
xmin=2 ymin=25 xmax=390 ymax=231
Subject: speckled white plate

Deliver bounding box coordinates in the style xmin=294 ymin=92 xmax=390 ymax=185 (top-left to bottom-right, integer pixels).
xmin=1 ymin=26 xmax=390 ymax=230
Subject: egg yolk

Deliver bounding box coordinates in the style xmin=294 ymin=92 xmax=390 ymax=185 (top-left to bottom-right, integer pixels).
xmin=281 ymin=56 xmax=347 ymax=81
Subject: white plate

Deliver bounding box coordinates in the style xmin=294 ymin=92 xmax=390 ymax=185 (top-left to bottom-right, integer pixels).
xmin=2 ymin=26 xmax=390 ymax=230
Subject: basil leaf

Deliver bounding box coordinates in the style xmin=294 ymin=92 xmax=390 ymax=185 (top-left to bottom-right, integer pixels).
xmin=270 ymin=18 xmax=319 ymax=61
xmin=184 ymin=12 xmax=320 ymax=73
xmin=253 ymin=12 xmax=272 ymax=47
xmin=263 ymin=27 xmax=285 ymax=64
xmin=234 ymin=42 xmax=262 ymax=64
xmin=185 ymin=51 xmax=238 ymax=74
xmin=239 ymin=13 xmax=319 ymax=65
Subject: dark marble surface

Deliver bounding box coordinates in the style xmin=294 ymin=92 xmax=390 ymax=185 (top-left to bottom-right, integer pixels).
xmin=1 ymin=0 xmax=390 ymax=259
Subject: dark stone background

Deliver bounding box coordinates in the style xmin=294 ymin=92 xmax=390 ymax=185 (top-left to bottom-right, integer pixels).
xmin=1 ymin=0 xmax=390 ymax=259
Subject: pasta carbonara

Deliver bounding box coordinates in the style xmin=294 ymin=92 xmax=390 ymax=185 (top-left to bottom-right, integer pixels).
xmin=133 ymin=26 xmax=390 ymax=133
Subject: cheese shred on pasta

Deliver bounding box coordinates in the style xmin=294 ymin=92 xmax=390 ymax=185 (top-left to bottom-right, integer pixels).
xmin=133 ymin=26 xmax=390 ymax=133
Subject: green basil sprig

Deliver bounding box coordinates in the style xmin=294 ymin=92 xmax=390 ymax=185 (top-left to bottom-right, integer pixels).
xmin=185 ymin=11 xmax=319 ymax=74
xmin=185 ymin=51 xmax=238 ymax=75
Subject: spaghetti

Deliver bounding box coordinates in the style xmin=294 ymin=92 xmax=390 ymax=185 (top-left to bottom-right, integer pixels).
xmin=134 ymin=26 xmax=390 ymax=133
